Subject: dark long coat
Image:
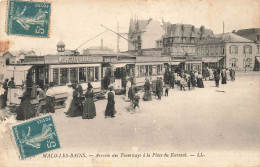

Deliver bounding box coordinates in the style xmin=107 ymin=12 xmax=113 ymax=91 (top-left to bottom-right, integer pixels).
xmin=82 ymin=90 xmax=96 ymax=119
xmin=16 ymin=97 xmax=36 ymax=120
xmin=221 ymin=71 xmax=227 ymax=84
xmin=143 ymin=81 xmax=152 ymax=101
xmin=105 ymin=91 xmax=115 ymax=117
xmin=66 ymin=90 xmax=82 ymax=117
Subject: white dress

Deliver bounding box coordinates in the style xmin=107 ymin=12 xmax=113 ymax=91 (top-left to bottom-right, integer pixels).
xmin=125 ymin=81 xmax=131 ymax=100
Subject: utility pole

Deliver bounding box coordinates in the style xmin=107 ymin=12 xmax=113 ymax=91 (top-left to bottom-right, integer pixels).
xmin=117 ymin=22 xmax=120 ymax=54
xmin=223 ymin=21 xmax=225 ymax=34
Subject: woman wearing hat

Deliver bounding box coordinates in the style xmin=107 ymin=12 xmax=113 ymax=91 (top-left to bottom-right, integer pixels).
xmin=143 ymin=77 xmax=152 ymax=101
xmin=105 ymin=86 xmax=116 ymax=118
xmin=66 ymin=83 xmax=83 ymax=117
xmin=82 ymin=83 xmax=96 ymax=119
xmin=125 ymin=78 xmax=131 ymax=101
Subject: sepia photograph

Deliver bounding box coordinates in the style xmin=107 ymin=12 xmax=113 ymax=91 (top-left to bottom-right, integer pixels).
xmin=0 ymin=0 xmax=260 ymax=166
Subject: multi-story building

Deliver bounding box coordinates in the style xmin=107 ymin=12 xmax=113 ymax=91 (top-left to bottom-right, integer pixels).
xmin=161 ymin=24 xmax=213 ymax=71
xmin=196 ymin=32 xmax=260 ymax=71
xmin=128 ymin=18 xmax=166 ymax=52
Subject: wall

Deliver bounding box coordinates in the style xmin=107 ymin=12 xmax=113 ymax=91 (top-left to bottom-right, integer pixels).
xmin=225 ymin=43 xmax=257 ymax=71
xmin=141 ymin=20 xmax=165 ymax=50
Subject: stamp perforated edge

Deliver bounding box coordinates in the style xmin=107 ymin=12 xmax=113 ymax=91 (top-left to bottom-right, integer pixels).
xmin=9 ymin=114 xmax=61 ymax=160
xmin=5 ymin=0 xmax=52 ymax=38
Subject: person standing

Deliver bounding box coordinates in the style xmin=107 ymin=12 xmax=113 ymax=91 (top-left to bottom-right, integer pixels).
xmin=190 ymin=71 xmax=196 ymax=90
xmin=230 ymin=69 xmax=236 ymax=81
xmin=214 ymin=69 xmax=220 ymax=87
xmin=196 ymin=72 xmax=204 ymax=88
xmin=35 ymin=87 xmax=46 ymax=117
xmin=66 ymin=84 xmax=82 ymax=117
xmin=8 ymin=77 xmax=16 ymax=88
xmin=221 ymin=69 xmax=227 ymax=85
xmin=3 ymin=79 xmax=8 ymax=107
xmin=156 ymin=77 xmax=163 ymax=100
xmin=16 ymin=91 xmax=36 ymax=120
xmin=82 ymin=86 xmax=96 ymax=119
xmin=125 ymin=78 xmax=131 ymax=101
xmin=45 ymin=82 xmax=55 ymax=113
xmin=169 ymin=72 xmax=175 ymax=89
xmin=105 ymin=86 xmax=116 ymax=118
xmin=143 ymin=78 xmax=152 ymax=101
xmin=226 ymin=68 xmax=231 ymax=81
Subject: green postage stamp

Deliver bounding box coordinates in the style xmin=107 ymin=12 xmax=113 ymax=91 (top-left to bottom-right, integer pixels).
xmin=6 ymin=0 xmax=51 ymax=38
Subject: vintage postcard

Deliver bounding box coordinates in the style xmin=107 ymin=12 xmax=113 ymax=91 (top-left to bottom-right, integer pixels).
xmin=0 ymin=0 xmax=260 ymax=166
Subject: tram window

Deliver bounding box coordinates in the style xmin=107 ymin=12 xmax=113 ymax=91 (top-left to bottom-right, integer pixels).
xmin=95 ymin=67 xmax=99 ymax=81
xmin=157 ymin=65 xmax=160 ymax=75
xmin=136 ymin=66 xmax=139 ymax=77
xmin=87 ymin=67 xmax=94 ymax=81
xmin=79 ymin=67 xmax=86 ymax=82
xmin=60 ymin=68 xmax=68 ymax=85
xmin=140 ymin=65 xmax=145 ymax=77
xmin=152 ymin=65 xmax=157 ymax=75
xmin=44 ymin=69 xmax=49 ymax=84
xmin=149 ymin=65 xmax=152 ymax=76
xmin=53 ymin=69 xmax=59 ymax=85
xmin=145 ymin=65 xmax=149 ymax=76
xmin=70 ymin=68 xmax=78 ymax=83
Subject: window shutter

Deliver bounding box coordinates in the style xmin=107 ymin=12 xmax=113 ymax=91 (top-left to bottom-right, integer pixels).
xmin=250 ymin=46 xmax=252 ymax=54
xmin=235 ymin=46 xmax=238 ymax=54
xmin=243 ymin=46 xmax=245 ymax=54
xmin=229 ymin=46 xmax=231 ymax=54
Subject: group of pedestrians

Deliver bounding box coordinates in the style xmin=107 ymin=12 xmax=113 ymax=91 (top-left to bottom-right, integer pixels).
xmin=2 ymin=77 xmax=15 ymax=108
xmin=213 ymin=68 xmax=236 ymax=87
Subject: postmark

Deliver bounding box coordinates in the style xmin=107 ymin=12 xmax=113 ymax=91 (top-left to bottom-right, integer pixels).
xmin=6 ymin=0 xmax=51 ymax=38
xmin=11 ymin=115 xmax=60 ymax=160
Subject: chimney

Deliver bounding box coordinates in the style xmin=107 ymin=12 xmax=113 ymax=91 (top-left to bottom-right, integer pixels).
xmin=101 ymin=38 xmax=103 ymax=50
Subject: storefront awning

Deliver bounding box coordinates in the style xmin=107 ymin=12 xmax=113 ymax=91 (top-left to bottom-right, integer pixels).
xmin=256 ymin=57 xmax=260 ymax=62
xmin=169 ymin=62 xmax=180 ymax=65
xmin=202 ymin=57 xmax=222 ymax=63
xmin=6 ymin=65 xmax=32 ymax=71
xmin=113 ymin=64 xmax=127 ymax=68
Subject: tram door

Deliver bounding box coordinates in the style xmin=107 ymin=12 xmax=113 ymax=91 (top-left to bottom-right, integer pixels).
xmin=35 ymin=66 xmax=49 ymax=90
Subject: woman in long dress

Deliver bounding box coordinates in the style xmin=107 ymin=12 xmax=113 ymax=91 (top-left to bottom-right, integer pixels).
xmin=16 ymin=91 xmax=36 ymax=120
xmin=221 ymin=70 xmax=227 ymax=84
xmin=196 ymin=72 xmax=204 ymax=88
xmin=125 ymin=78 xmax=131 ymax=101
xmin=66 ymin=84 xmax=82 ymax=117
xmin=105 ymin=86 xmax=116 ymax=118
xmin=226 ymin=68 xmax=231 ymax=81
xmin=82 ymin=86 xmax=96 ymax=119
xmin=143 ymin=78 xmax=152 ymax=101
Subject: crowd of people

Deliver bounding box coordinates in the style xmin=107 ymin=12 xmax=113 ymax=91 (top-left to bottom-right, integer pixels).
xmin=1 ymin=67 xmax=236 ymax=120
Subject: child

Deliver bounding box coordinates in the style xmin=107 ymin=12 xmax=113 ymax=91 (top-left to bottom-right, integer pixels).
xmin=165 ymin=86 xmax=169 ymax=96
xmin=133 ymin=92 xmax=141 ymax=112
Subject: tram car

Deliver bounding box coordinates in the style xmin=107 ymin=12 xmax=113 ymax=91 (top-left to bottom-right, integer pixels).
xmin=4 ymin=55 xmax=105 ymax=108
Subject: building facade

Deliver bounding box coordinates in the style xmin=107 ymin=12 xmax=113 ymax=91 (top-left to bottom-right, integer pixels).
xmin=161 ymin=24 xmax=213 ymax=71
xmin=128 ymin=18 xmax=166 ymax=52
xmin=196 ymin=33 xmax=260 ymax=71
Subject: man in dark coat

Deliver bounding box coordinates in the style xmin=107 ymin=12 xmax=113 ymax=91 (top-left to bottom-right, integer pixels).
xmin=169 ymin=72 xmax=175 ymax=89
xmin=155 ymin=77 xmax=161 ymax=100
xmin=214 ymin=68 xmax=220 ymax=87
xmin=8 ymin=77 xmax=16 ymax=88
xmin=3 ymin=79 xmax=9 ymax=107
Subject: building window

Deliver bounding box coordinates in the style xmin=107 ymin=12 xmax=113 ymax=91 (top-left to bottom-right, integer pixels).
xmin=60 ymin=68 xmax=69 ymax=85
xmin=257 ymin=45 xmax=260 ymax=54
xmin=244 ymin=58 xmax=252 ymax=68
xmin=244 ymin=45 xmax=252 ymax=54
xmin=221 ymin=46 xmax=225 ymax=54
xmin=53 ymin=69 xmax=59 ymax=85
xmin=230 ymin=45 xmax=238 ymax=54
xmin=229 ymin=58 xmax=237 ymax=68
xmin=79 ymin=67 xmax=86 ymax=82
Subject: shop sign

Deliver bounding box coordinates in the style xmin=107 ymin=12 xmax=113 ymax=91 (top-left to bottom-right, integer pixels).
xmin=58 ymin=56 xmax=102 ymax=63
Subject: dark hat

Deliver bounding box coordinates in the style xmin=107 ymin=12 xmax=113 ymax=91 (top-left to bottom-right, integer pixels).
xmin=88 ymin=83 xmax=93 ymax=89
xmin=5 ymin=78 xmax=9 ymax=81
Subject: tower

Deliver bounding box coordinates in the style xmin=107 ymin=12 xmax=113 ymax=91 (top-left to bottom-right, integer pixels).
xmin=57 ymin=41 xmax=65 ymax=52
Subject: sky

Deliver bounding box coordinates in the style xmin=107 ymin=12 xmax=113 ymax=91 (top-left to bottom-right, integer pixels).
xmin=0 ymin=0 xmax=259 ymax=55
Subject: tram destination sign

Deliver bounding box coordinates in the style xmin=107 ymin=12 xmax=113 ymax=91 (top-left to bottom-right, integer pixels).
xmin=58 ymin=56 xmax=102 ymax=63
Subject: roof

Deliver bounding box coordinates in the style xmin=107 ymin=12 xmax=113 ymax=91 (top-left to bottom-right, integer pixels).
xmin=164 ymin=24 xmax=213 ymax=39
xmin=213 ymin=33 xmax=254 ymax=43
xmin=129 ymin=18 xmax=152 ymax=33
